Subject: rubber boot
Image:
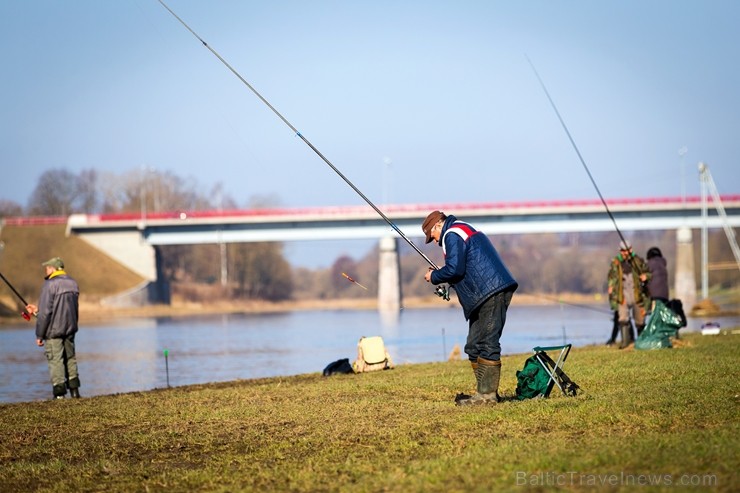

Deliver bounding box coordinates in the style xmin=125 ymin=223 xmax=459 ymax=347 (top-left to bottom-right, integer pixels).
xmin=606 ymin=312 xmax=619 ymax=345
xmin=68 ymin=377 xmax=81 ymax=398
xmin=636 ymin=324 xmax=645 ymax=338
xmin=52 ymin=383 xmax=66 ymax=400
xmin=457 ymin=357 xmax=500 ymax=406
xmin=619 ymin=322 xmax=632 ymax=349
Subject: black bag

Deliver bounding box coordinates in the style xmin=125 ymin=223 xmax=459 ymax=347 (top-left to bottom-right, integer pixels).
xmin=322 ymin=358 xmax=354 ymax=376
xmin=665 ymin=299 xmax=687 ymax=328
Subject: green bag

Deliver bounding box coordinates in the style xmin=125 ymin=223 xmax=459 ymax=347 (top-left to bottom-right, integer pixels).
xmin=635 ymin=300 xmax=682 ymax=350
xmin=515 ymin=355 xmax=551 ymax=400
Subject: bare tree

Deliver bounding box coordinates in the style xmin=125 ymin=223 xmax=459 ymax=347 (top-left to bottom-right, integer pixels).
xmin=77 ymin=169 xmax=99 ymax=213
xmin=24 ymin=165 xmax=299 ymax=301
xmin=27 ymin=168 xmax=80 ymax=215
xmin=0 ymin=199 xmax=23 ymax=218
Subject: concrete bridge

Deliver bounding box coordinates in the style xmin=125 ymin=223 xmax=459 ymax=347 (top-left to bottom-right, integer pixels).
xmin=61 ymin=195 xmax=740 ymax=308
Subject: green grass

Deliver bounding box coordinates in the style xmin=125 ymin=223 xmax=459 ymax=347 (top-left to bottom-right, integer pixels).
xmin=1 ymin=332 xmax=738 ymax=492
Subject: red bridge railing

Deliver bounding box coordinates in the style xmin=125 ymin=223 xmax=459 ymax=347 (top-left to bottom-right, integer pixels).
xmin=3 ymin=195 xmax=739 ymax=225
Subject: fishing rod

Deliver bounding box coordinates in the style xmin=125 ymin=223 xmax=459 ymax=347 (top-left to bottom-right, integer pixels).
xmin=526 ymin=57 xmax=652 ymax=314
xmin=526 ymin=56 xmax=650 ymax=287
xmin=0 ymin=271 xmax=32 ymax=321
xmin=526 ymin=56 xmax=630 ymax=249
xmin=156 ymin=1 xmax=446 ymax=284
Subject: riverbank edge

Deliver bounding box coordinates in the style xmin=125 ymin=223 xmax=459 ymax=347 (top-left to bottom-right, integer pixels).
xmin=2 ymin=291 xmax=738 ymax=325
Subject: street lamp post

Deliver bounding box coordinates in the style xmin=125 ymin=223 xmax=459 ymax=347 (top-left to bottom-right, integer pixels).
xmin=678 ymin=146 xmax=688 ymax=208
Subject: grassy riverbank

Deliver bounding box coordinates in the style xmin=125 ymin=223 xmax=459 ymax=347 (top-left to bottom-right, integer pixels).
xmin=1 ymin=331 xmax=738 ymax=492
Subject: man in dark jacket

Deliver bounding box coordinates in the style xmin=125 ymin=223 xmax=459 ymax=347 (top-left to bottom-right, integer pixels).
xmin=422 ymin=211 xmax=518 ymax=405
xmin=26 ymin=257 xmax=81 ymax=399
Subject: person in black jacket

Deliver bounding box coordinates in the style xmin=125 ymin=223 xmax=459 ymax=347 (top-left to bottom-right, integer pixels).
xmin=646 ymin=246 xmax=669 ymax=304
xmin=422 ymin=211 xmax=518 ymax=405
xmin=26 ymin=257 xmax=82 ymax=399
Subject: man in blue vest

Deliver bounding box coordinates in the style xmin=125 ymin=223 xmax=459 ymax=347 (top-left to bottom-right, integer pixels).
xmin=423 ymin=211 xmax=518 ymax=405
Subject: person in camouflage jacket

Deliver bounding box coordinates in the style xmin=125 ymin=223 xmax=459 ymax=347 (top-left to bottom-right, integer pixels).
xmin=607 ymin=241 xmax=651 ymax=348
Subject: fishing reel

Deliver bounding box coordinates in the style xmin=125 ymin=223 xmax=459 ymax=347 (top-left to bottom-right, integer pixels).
xmin=435 ymin=284 xmax=451 ymax=301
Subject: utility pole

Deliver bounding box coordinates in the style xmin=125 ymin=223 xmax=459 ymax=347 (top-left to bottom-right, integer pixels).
xmin=679 ymin=146 xmax=688 ymax=208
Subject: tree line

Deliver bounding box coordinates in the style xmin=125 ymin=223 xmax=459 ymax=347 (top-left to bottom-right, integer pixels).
xmin=0 ymin=167 xmax=295 ymax=301
xmin=2 ymin=167 xmax=736 ymax=303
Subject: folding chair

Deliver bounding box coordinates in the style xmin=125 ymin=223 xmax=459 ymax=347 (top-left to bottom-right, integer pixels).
xmin=531 ymin=344 xmax=579 ymax=397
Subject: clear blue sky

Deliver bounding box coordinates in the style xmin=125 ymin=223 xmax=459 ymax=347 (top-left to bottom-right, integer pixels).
xmin=2 ymin=1 xmax=739 ymax=266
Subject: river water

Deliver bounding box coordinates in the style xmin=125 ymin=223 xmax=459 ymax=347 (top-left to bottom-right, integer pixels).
xmin=1 ymin=304 xmax=737 ymax=404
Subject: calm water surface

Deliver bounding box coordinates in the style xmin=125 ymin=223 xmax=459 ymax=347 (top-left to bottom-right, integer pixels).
xmin=1 ymin=304 xmax=737 ymax=404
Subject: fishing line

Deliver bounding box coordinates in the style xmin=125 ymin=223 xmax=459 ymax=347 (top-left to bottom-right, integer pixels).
xmin=156 ymin=0 xmax=440 ymax=272
xmin=535 ymin=293 xmax=612 ymax=315
xmin=525 ymin=55 xmax=630 ymax=248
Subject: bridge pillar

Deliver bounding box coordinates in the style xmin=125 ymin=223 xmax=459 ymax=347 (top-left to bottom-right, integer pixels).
xmin=73 ymin=226 xmax=170 ymax=306
xmin=378 ymin=236 xmax=402 ymax=317
xmin=674 ymin=226 xmax=697 ymax=311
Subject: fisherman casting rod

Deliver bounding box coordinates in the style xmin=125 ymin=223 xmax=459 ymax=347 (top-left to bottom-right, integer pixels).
xmin=156 ymin=0 xmax=441 ymax=273
xmin=526 ymin=55 xmax=630 ymax=249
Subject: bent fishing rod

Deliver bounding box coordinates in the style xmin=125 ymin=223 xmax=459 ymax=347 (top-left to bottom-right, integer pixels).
xmin=156 ymin=1 xmax=442 ymax=272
